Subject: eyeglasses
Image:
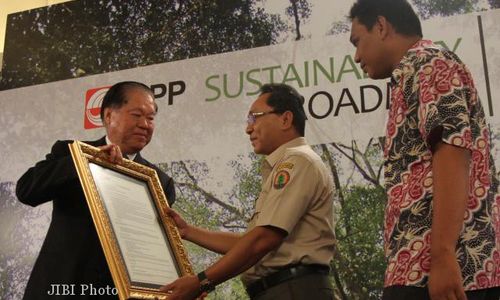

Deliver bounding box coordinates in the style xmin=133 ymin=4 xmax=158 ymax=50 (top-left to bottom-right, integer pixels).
xmin=247 ymin=110 xmax=280 ymax=125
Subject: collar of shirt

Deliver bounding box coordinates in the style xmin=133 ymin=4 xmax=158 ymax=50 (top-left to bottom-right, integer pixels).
xmin=390 ymin=39 xmax=435 ymax=85
xmin=264 ymin=137 xmax=307 ymax=170
xmin=105 ymin=136 xmax=137 ymax=161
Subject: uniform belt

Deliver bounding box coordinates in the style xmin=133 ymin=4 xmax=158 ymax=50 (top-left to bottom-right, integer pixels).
xmin=245 ymin=264 xmax=330 ymax=298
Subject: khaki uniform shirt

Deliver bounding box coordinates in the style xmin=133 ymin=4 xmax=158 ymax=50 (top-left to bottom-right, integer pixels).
xmin=240 ymin=137 xmax=335 ymax=286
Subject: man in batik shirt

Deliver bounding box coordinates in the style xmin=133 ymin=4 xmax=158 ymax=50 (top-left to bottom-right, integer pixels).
xmin=349 ymin=0 xmax=500 ymax=299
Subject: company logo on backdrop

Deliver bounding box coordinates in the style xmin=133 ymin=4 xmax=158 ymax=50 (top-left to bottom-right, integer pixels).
xmin=84 ymin=86 xmax=110 ymax=129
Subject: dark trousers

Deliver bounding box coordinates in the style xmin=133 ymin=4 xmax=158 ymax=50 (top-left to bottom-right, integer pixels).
xmin=383 ymin=285 xmax=500 ymax=300
xmin=250 ymin=273 xmax=334 ymax=300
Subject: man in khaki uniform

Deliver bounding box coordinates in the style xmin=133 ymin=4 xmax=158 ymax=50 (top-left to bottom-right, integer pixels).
xmin=161 ymin=83 xmax=335 ymax=300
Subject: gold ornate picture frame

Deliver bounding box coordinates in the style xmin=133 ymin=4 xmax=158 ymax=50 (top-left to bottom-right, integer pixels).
xmin=69 ymin=141 xmax=193 ymax=300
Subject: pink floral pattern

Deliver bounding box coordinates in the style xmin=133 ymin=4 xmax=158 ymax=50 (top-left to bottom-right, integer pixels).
xmin=383 ymin=40 xmax=500 ymax=289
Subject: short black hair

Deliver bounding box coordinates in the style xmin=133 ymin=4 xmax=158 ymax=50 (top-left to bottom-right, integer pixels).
xmin=100 ymin=81 xmax=156 ymax=121
xmin=260 ymin=83 xmax=307 ymax=136
xmin=349 ymin=0 xmax=422 ymax=37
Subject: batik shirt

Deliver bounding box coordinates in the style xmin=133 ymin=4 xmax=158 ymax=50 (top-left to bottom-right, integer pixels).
xmin=383 ymin=39 xmax=500 ymax=289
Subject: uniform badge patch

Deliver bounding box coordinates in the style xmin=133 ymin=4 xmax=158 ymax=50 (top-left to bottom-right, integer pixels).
xmin=273 ymin=170 xmax=290 ymax=189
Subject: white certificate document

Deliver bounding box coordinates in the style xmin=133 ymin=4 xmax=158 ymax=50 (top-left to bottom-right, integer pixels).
xmin=89 ymin=163 xmax=179 ymax=286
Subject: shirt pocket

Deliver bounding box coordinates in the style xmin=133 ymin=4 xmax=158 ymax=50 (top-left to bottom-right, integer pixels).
xmin=249 ymin=190 xmax=267 ymax=224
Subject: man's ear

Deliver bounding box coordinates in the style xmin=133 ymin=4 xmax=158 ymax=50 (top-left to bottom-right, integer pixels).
xmin=102 ymin=108 xmax=112 ymax=127
xmin=281 ymin=111 xmax=294 ymax=130
xmin=375 ymin=16 xmax=391 ymax=40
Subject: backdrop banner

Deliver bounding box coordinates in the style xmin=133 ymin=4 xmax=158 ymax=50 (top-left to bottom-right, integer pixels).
xmin=0 ymin=9 xmax=499 ymax=300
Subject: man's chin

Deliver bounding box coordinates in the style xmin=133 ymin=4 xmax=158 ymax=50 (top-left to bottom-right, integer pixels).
xmin=369 ymin=69 xmax=392 ymax=80
xmin=252 ymin=146 xmax=262 ymax=155
xmin=253 ymin=146 xmax=267 ymax=155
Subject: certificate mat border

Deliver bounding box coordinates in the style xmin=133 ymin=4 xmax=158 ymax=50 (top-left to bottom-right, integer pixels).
xmin=69 ymin=140 xmax=193 ymax=300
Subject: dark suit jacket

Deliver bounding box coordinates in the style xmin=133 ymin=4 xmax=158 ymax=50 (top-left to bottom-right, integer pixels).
xmin=16 ymin=137 xmax=175 ymax=299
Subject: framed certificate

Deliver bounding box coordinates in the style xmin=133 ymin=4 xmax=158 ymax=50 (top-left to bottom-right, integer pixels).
xmin=69 ymin=141 xmax=193 ymax=300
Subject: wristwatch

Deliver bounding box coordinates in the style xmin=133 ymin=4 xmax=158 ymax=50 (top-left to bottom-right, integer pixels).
xmin=197 ymin=271 xmax=215 ymax=293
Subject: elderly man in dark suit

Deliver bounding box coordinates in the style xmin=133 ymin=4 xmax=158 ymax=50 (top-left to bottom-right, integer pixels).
xmin=16 ymin=81 xmax=176 ymax=299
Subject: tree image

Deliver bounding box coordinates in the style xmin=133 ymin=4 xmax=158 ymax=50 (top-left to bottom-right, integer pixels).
xmin=158 ymin=154 xmax=262 ymax=299
xmin=286 ymin=0 xmax=312 ymax=40
xmin=411 ymin=0 xmax=483 ymax=19
xmin=327 ymin=0 xmax=493 ymax=36
xmin=490 ymin=0 xmax=500 ymax=8
xmin=0 ymin=182 xmax=51 ymax=300
xmin=0 ymin=0 xmax=287 ymax=90
xmin=317 ymin=139 xmax=386 ymax=300
xmin=328 ymin=21 xmax=350 ymax=36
